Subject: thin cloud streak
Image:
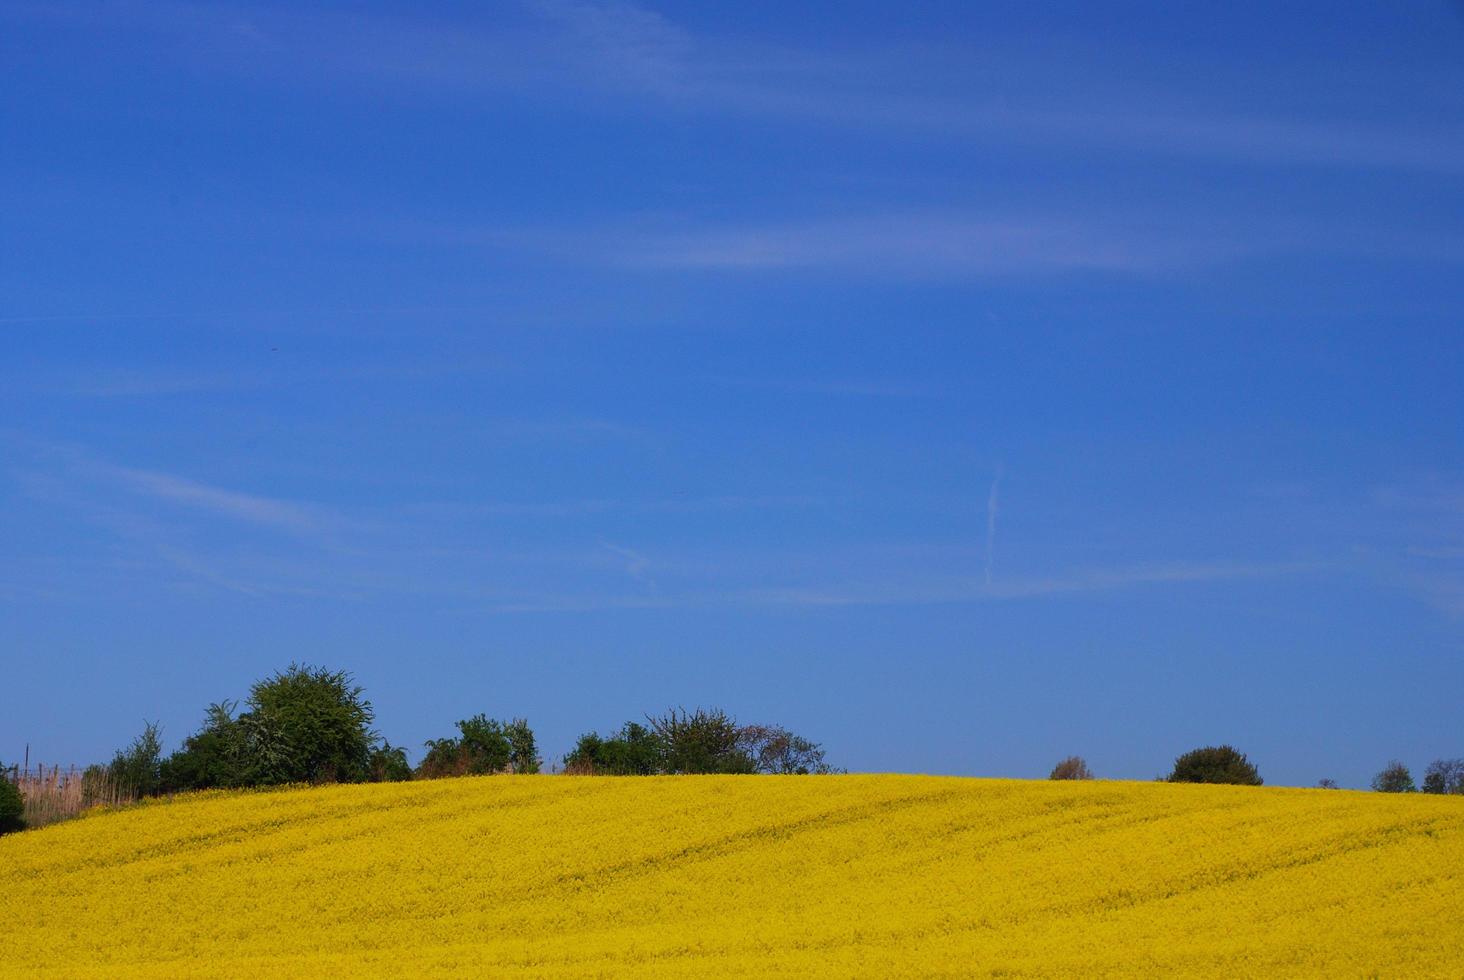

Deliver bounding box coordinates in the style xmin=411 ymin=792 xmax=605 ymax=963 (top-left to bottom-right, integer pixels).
xmin=90 ymin=463 xmax=332 ymax=535
xmin=477 ymin=560 xmax=1322 ymax=614
xmin=985 ymin=466 xmax=1002 ymax=586
xmin=8 ymin=2 xmax=1460 ymax=175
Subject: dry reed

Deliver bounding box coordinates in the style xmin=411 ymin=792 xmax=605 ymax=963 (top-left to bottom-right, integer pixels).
xmin=4 ymin=765 xmax=136 ymax=829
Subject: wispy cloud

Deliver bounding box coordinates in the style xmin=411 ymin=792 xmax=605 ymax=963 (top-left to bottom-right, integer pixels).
xmin=92 ymin=464 xmax=329 ymax=534
xmin=11 ymin=0 xmax=1461 ymax=176
xmin=598 ymin=539 xmax=658 ymax=592
xmin=985 ymin=466 xmax=1003 ymax=586
xmin=476 ymin=559 xmax=1320 ymax=614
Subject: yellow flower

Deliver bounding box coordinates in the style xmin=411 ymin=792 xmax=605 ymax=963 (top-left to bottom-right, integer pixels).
xmin=2 ymin=776 xmax=1461 ymax=977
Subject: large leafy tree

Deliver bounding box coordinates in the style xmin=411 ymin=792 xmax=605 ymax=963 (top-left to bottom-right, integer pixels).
xmin=240 ymin=664 xmax=376 ymax=785
xmin=1167 ymin=745 xmax=1262 ymax=786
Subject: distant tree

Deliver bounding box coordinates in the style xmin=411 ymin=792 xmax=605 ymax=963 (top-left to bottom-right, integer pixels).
xmin=504 ymin=718 xmax=541 ymax=775
xmin=368 ymin=742 xmax=412 ymax=782
xmin=564 ymin=722 xmax=662 ymax=775
xmin=1167 ymin=745 xmax=1262 ymax=786
xmin=161 ymin=702 xmax=247 ymax=791
xmin=1421 ymin=758 xmax=1464 ymax=795
xmin=1049 ymin=756 xmax=1094 ymax=780
xmin=649 ymin=707 xmax=755 ymax=774
xmin=1371 ymin=761 xmax=1416 ymax=793
xmin=0 ymin=765 xmax=23 ymax=834
xmin=1316 ymin=778 xmax=1340 ymax=790
xmin=239 ymin=665 xmax=377 ymax=784
xmin=108 ymin=722 xmax=164 ymax=797
xmin=738 ymin=725 xmax=839 ymax=775
xmin=419 ymin=715 xmax=538 ymax=778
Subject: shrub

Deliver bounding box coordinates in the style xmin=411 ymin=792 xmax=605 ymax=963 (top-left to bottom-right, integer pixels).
xmin=1421 ymin=758 xmax=1464 ymax=795
xmin=504 ymin=719 xmax=540 ymax=775
xmin=161 ymin=702 xmax=248 ymax=791
xmin=1316 ymin=778 xmax=1340 ymax=789
xmin=1372 ymin=761 xmax=1416 ymax=793
xmin=369 ymin=742 xmax=413 ymax=782
xmin=108 ymin=722 xmax=164 ymax=797
xmin=0 ymin=767 xmax=24 ymax=834
xmin=419 ymin=716 xmax=538 ymax=778
xmin=1049 ymin=756 xmax=1094 ymax=780
xmin=240 ymin=664 xmax=376 ymax=784
xmin=1167 ymin=745 xmax=1262 ymax=786
xmin=650 ymin=707 xmax=755 ymax=774
xmin=564 ymin=722 xmax=662 ymax=775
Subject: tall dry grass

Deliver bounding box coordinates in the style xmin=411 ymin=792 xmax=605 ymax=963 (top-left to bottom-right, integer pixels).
xmin=5 ymin=765 xmax=136 ymax=829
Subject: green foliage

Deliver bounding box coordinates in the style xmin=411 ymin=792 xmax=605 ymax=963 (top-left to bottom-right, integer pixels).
xmin=1421 ymin=758 xmax=1464 ymax=795
xmin=1167 ymin=745 xmax=1262 ymax=786
xmin=566 ymin=713 xmax=837 ymax=776
xmin=108 ymin=722 xmax=164 ymax=797
xmin=1049 ymin=756 xmax=1094 ymax=780
xmin=1372 ymin=761 xmax=1416 ymax=793
xmin=368 ymin=742 xmax=413 ymax=782
xmin=161 ymin=702 xmax=247 ymax=791
xmin=564 ymin=722 xmax=663 ymax=775
xmin=504 ymin=718 xmax=541 ymax=775
xmin=419 ymin=715 xmax=539 ymax=778
xmin=650 ymin=707 xmax=755 ymax=774
xmin=738 ymin=725 xmax=839 ymax=775
xmin=0 ymin=766 xmax=23 ymax=834
xmin=240 ymin=664 xmax=376 ymax=784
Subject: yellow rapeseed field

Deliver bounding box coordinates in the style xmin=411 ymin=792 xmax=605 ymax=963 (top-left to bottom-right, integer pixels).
xmin=2 ymin=775 xmax=1461 ymax=977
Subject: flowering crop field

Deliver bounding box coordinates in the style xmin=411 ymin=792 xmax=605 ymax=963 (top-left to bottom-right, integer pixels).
xmin=2 ymin=776 xmax=1461 ymax=977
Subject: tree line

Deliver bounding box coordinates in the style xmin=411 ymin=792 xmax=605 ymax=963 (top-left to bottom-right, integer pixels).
xmin=22 ymin=664 xmax=839 ymax=809
xmin=1048 ymin=745 xmax=1464 ymax=794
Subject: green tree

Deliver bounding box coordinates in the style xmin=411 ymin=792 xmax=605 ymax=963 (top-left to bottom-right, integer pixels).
xmin=0 ymin=766 xmax=23 ymax=834
xmin=239 ymin=665 xmax=376 ymax=784
xmin=1372 ymin=761 xmax=1416 ymax=793
xmin=419 ymin=715 xmax=537 ymax=778
xmin=504 ymin=718 xmax=540 ymax=774
xmin=564 ymin=722 xmax=662 ymax=775
xmin=1167 ymin=745 xmax=1262 ymax=786
xmin=368 ymin=742 xmax=413 ymax=782
xmin=650 ymin=707 xmax=755 ymax=774
xmin=161 ymin=702 xmax=247 ymax=791
xmin=108 ymin=721 xmax=164 ymax=797
xmin=1049 ymin=756 xmax=1094 ymax=780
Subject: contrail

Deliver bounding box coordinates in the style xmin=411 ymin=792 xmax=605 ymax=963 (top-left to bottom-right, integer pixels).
xmin=985 ymin=466 xmax=1003 ymax=585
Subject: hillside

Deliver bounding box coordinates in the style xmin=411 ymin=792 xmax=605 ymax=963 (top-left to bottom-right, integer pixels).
xmin=2 ymin=775 xmax=1461 ymax=977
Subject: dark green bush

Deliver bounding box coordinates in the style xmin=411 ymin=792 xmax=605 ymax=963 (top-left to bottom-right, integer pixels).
xmin=650 ymin=707 xmax=755 ymax=774
xmin=564 ymin=722 xmax=663 ymax=775
xmin=1167 ymin=745 xmax=1262 ymax=785
xmin=0 ymin=767 xmax=24 ymax=834
xmin=108 ymin=722 xmax=164 ymax=797
xmin=239 ymin=664 xmax=376 ymax=784
xmin=566 ymin=712 xmax=837 ymax=775
xmin=419 ymin=715 xmax=539 ymax=778
xmin=1372 ymin=761 xmax=1416 ymax=793
xmin=369 ymin=742 xmax=413 ymax=782
xmin=161 ymin=702 xmax=248 ymax=791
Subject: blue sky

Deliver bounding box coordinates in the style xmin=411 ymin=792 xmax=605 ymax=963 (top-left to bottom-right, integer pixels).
xmin=2 ymin=1 xmax=1461 ymax=788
